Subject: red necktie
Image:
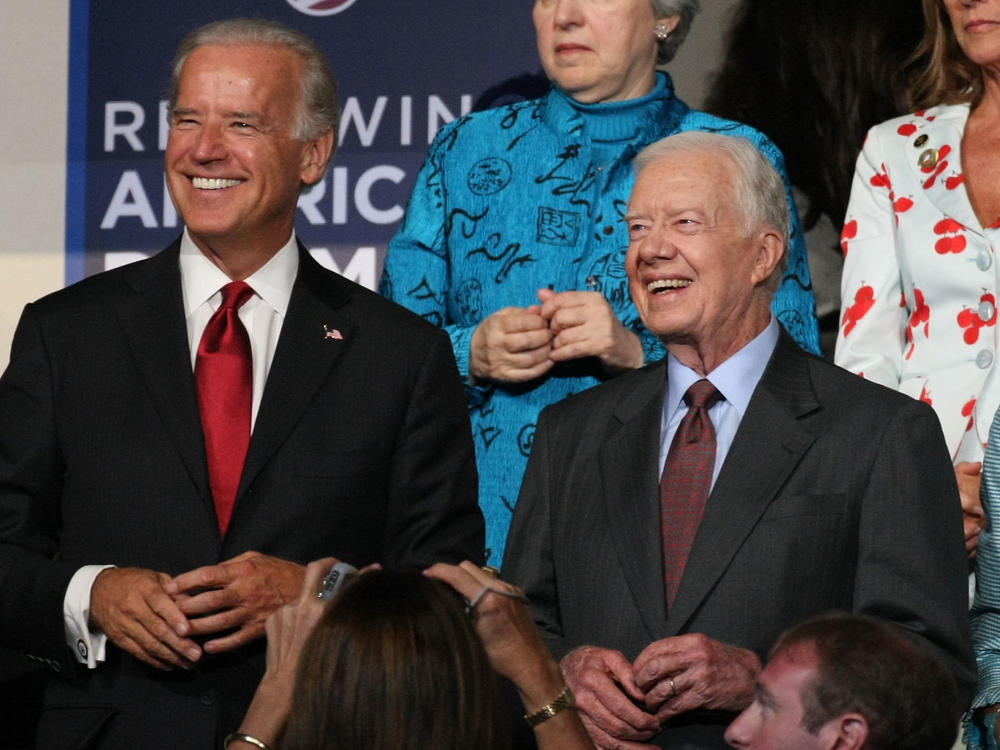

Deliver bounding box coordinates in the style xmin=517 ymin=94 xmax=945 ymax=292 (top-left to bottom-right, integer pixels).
xmin=196 ymin=281 xmax=254 ymax=536
xmin=660 ymin=379 xmax=723 ymax=608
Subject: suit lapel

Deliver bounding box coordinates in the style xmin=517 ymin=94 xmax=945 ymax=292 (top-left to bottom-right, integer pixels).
xmin=115 ymin=243 xmax=359 ymax=542
xmin=599 ymin=362 xmax=671 ymax=641
xmin=234 ymin=247 xmax=355 ymax=507
xmin=665 ymin=332 xmax=819 ymax=633
xmin=115 ymin=242 xmax=211 ymax=503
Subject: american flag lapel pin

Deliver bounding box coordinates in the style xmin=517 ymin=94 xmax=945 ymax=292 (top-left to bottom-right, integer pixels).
xmin=323 ymin=324 xmax=343 ymax=341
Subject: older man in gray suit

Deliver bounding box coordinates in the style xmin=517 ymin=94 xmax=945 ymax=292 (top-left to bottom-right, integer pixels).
xmin=502 ymin=132 xmax=973 ymax=750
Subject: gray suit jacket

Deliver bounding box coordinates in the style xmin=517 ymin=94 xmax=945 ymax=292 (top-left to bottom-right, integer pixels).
xmin=503 ymin=331 xmax=974 ymax=749
xmin=0 ymin=240 xmax=484 ymax=749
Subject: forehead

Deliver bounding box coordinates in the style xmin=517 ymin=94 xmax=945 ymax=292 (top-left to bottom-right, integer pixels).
xmin=177 ymin=43 xmax=302 ymax=102
xmin=629 ymin=148 xmax=740 ymax=213
xmin=760 ymin=647 xmax=819 ymax=703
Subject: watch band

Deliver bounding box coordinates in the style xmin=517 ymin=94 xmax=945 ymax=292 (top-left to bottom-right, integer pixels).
xmin=524 ymin=685 xmax=576 ymax=727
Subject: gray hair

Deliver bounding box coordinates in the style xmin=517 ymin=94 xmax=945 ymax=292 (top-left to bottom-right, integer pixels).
xmin=633 ymin=131 xmax=789 ymax=290
xmin=168 ymin=18 xmax=339 ymax=142
xmin=653 ymin=0 xmax=699 ymax=65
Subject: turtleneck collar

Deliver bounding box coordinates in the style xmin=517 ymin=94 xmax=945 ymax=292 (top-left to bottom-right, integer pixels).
xmin=542 ymin=71 xmax=688 ymax=145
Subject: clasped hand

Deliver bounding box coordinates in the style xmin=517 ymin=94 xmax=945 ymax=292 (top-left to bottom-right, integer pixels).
xmin=561 ymin=635 xmax=760 ymax=750
xmin=90 ymin=551 xmax=305 ymax=670
xmin=469 ymin=288 xmax=643 ymax=384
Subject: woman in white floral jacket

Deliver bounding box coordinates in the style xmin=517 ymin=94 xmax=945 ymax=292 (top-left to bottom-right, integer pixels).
xmin=835 ymin=0 xmax=1000 ymax=744
xmin=836 ymin=102 xmax=997 ymax=479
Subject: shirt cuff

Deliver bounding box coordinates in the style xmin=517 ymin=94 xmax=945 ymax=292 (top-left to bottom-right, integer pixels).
xmin=63 ymin=564 xmax=114 ymax=669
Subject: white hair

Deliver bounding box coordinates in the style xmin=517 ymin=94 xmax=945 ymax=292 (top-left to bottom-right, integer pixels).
xmin=652 ymin=0 xmax=699 ymax=64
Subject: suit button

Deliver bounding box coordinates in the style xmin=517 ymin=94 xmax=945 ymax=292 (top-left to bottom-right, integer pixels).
xmin=978 ymin=251 xmax=993 ymax=271
xmin=977 ymin=350 xmax=994 ymax=369
xmin=980 ymin=300 xmax=996 ymax=322
xmin=76 ymin=639 xmax=88 ymax=660
xmin=201 ymin=691 xmax=216 ymax=707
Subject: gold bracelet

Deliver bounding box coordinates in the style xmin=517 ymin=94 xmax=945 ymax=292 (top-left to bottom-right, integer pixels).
xmin=524 ymin=685 xmax=575 ymax=727
xmin=224 ymin=732 xmax=272 ymax=750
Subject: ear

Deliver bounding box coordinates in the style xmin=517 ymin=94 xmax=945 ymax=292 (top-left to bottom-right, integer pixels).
xmin=817 ymin=713 xmax=869 ymax=750
xmin=656 ymin=13 xmax=682 ymax=35
xmin=300 ymin=128 xmax=336 ymax=186
xmin=750 ymin=229 xmax=784 ymax=287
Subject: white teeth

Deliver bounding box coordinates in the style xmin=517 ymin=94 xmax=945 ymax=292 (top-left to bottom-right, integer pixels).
xmin=648 ymin=279 xmax=692 ymax=292
xmin=192 ymin=177 xmax=242 ymax=190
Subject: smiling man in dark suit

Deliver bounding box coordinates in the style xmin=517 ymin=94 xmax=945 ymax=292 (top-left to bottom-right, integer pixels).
xmin=502 ymin=131 xmax=973 ymax=750
xmin=0 ymin=19 xmax=482 ymax=749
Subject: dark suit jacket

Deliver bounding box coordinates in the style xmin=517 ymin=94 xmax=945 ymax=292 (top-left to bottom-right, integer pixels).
xmin=0 ymin=241 xmax=484 ymax=749
xmin=503 ymin=331 xmax=974 ymax=749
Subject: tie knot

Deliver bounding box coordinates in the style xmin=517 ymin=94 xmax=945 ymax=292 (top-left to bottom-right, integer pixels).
xmin=219 ymin=281 xmax=254 ymax=311
xmin=683 ymin=379 xmax=722 ymax=410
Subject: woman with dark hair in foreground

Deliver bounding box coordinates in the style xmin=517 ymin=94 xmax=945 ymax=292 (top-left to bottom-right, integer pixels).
xmin=226 ymin=560 xmax=595 ymax=750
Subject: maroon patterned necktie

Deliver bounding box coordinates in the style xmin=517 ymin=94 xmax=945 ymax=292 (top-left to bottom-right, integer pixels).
xmin=195 ymin=281 xmax=254 ymax=536
xmin=660 ymin=379 xmax=723 ymax=608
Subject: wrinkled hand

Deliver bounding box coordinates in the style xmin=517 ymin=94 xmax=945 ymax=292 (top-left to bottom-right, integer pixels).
xmin=956 ymin=461 xmax=984 ymax=557
xmin=165 ymin=551 xmax=305 ymax=654
xmin=632 ymin=634 xmax=760 ymax=722
xmin=469 ymin=305 xmax=553 ymax=383
xmin=560 ymin=646 xmax=660 ymax=749
xmin=537 ymin=289 xmax=643 ymax=374
xmin=90 ymin=567 xmax=201 ymax=671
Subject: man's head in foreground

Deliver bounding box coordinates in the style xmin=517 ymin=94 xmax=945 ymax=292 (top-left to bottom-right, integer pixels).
xmin=725 ymin=613 xmax=960 ymax=750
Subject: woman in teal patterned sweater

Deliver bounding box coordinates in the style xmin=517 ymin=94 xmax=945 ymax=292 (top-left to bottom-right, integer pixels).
xmin=380 ymin=0 xmax=819 ymax=566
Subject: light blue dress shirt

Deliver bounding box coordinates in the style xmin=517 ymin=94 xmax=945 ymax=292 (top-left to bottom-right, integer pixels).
xmin=658 ymin=317 xmax=780 ymax=487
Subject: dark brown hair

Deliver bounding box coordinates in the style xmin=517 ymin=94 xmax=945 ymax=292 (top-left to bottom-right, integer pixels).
xmin=705 ymin=0 xmax=923 ymax=230
xmin=772 ymin=613 xmax=960 ymax=750
xmin=281 ymin=569 xmax=503 ymax=750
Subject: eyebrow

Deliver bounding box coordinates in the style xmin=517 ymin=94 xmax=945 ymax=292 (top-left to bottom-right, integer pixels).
xmin=226 ymin=110 xmax=265 ymax=123
xmin=754 ymin=681 xmax=778 ymax=709
xmin=169 ymin=107 xmax=265 ymax=124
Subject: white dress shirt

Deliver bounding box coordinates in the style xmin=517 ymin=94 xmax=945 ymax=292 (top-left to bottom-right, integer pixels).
xmin=63 ymin=230 xmax=299 ymax=667
xmin=658 ymin=316 xmax=780 ymax=489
